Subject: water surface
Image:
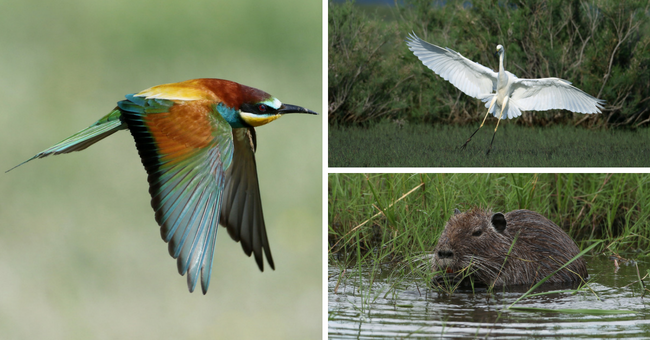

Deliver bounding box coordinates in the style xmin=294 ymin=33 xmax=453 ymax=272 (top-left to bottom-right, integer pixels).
xmin=329 ymin=255 xmax=650 ymax=338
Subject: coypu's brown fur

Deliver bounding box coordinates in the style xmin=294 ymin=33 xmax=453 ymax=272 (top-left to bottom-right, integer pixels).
xmin=433 ymin=208 xmax=587 ymax=286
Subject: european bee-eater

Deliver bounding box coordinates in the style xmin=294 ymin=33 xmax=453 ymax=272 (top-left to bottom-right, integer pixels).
xmin=8 ymin=78 xmax=318 ymax=294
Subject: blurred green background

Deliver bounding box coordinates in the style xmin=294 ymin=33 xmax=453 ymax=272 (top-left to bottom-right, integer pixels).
xmin=0 ymin=0 xmax=321 ymax=339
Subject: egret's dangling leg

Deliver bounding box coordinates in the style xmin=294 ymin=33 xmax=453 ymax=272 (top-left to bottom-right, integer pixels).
xmin=486 ymin=96 xmax=509 ymax=155
xmin=460 ymin=96 xmax=498 ymax=150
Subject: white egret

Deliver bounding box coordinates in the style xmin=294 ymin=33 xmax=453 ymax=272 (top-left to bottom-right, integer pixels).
xmin=406 ymin=32 xmax=605 ymax=154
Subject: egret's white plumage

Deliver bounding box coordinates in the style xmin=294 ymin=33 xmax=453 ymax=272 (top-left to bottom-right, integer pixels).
xmin=406 ymin=32 xmax=605 ymax=153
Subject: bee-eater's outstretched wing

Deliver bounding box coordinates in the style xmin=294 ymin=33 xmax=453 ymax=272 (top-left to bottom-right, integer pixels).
xmin=119 ymin=94 xmax=234 ymax=294
xmin=220 ymin=128 xmax=274 ymax=271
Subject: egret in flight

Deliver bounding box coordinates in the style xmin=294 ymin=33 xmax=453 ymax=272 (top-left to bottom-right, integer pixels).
xmin=406 ymin=32 xmax=605 ymax=154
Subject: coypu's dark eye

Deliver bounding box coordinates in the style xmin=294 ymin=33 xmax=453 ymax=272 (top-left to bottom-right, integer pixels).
xmin=472 ymin=229 xmax=483 ymax=237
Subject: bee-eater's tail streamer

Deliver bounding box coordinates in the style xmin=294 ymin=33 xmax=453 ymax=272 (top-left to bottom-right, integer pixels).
xmin=6 ymin=109 xmax=126 ymax=173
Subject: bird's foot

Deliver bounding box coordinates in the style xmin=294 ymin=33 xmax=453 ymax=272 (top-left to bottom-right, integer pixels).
xmin=460 ymin=139 xmax=471 ymax=151
xmin=485 ymin=147 xmax=492 ymax=156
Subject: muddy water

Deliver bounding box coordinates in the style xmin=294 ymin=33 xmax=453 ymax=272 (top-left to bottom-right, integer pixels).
xmin=328 ymin=255 xmax=650 ymax=338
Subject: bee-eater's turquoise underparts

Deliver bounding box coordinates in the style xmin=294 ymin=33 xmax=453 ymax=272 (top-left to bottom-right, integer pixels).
xmin=8 ymin=78 xmax=318 ymax=294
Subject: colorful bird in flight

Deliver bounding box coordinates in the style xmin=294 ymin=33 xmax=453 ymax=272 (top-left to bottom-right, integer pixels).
xmin=7 ymin=78 xmax=318 ymax=294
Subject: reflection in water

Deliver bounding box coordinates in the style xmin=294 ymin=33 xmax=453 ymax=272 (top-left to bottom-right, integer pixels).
xmin=328 ymin=256 xmax=650 ymax=338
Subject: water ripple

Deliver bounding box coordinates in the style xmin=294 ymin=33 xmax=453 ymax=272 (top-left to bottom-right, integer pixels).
xmin=329 ymin=256 xmax=650 ymax=339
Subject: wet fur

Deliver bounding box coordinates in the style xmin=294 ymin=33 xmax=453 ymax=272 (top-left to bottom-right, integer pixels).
xmin=433 ymin=208 xmax=588 ymax=286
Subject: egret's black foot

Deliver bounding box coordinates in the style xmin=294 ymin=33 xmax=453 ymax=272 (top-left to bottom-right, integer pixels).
xmin=486 ymin=131 xmax=497 ymax=156
xmin=460 ymin=139 xmax=471 ymax=151
xmin=461 ymin=126 xmax=481 ymax=151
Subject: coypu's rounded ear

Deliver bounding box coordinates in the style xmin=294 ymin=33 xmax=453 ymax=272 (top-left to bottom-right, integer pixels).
xmin=453 ymin=208 xmax=461 ymax=215
xmin=491 ymin=213 xmax=507 ymax=233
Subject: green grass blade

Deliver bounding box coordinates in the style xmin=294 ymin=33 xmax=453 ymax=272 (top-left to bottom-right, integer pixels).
xmin=507 ymin=240 xmax=603 ymax=309
xmin=509 ymin=307 xmax=635 ymax=315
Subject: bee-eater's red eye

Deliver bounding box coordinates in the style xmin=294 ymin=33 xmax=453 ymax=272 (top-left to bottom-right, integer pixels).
xmin=258 ymin=104 xmax=267 ymax=112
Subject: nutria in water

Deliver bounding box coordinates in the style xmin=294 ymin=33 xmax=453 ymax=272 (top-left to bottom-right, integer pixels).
xmin=433 ymin=208 xmax=588 ymax=286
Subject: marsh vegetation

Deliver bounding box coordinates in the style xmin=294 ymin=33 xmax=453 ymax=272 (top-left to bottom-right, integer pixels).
xmin=328 ymin=173 xmax=650 ymax=337
xmin=329 ymin=122 xmax=650 ymax=167
xmin=328 ymin=0 xmax=650 ymax=166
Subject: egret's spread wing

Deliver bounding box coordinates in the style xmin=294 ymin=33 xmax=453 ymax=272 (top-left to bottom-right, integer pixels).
xmin=120 ymin=95 xmax=234 ymax=294
xmin=220 ymin=128 xmax=274 ymax=272
xmin=406 ymin=32 xmax=498 ymax=99
xmin=510 ymin=78 xmax=605 ymax=113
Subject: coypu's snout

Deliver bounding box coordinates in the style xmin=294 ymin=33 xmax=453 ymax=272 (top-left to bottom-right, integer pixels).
xmin=434 ymin=245 xmax=456 ymax=272
xmin=432 ymin=245 xmax=468 ymax=287
xmin=438 ymin=250 xmax=453 ymax=259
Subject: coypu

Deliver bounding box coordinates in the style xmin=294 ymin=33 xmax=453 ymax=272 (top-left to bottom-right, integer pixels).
xmin=432 ymin=208 xmax=588 ymax=287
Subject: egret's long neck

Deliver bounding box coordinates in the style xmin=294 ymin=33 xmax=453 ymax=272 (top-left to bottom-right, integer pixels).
xmin=497 ymin=50 xmax=507 ymax=84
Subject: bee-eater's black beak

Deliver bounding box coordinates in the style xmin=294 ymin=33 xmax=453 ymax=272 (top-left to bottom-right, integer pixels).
xmin=278 ymin=104 xmax=319 ymax=115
